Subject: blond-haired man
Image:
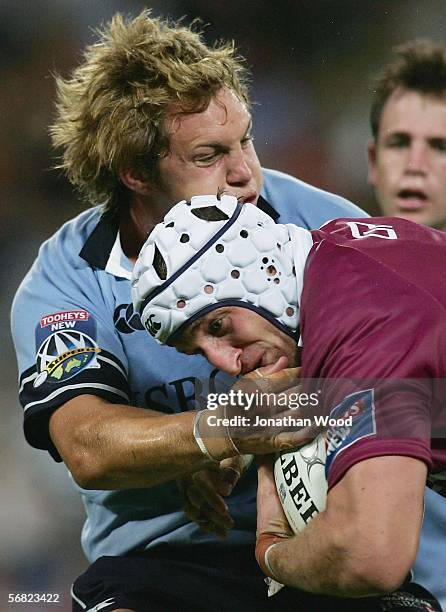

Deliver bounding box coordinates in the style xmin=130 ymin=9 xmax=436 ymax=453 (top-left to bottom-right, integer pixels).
xmin=11 ymin=10 xmax=365 ymax=611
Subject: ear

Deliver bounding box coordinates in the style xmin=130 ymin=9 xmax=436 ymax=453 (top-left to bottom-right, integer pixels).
xmin=120 ymin=169 xmax=152 ymax=195
xmin=367 ymin=140 xmax=378 ymax=187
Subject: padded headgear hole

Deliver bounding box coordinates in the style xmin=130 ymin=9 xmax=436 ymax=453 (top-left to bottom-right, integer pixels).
xmin=153 ymin=244 xmax=167 ymax=280
xmin=191 ymin=206 xmax=229 ymax=221
xmin=266 ymin=265 xmax=277 ymax=276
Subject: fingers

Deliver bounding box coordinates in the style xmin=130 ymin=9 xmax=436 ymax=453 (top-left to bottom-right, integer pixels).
xmin=247 ymin=367 xmax=302 ymax=394
xmin=217 ymin=465 xmax=241 ymax=496
xmin=218 ymin=455 xmax=252 ymax=494
xmin=188 ymin=473 xmax=230 ymax=516
xmin=179 ymin=462 xmax=243 ymax=538
xmin=256 ymin=454 xmax=292 ymax=539
xmin=184 ymin=499 xmax=234 ymax=535
xmin=272 ymin=427 xmax=318 ymax=452
xmin=257 ymin=356 xmax=289 ymax=376
xmin=233 ymin=425 xmax=318 ymax=456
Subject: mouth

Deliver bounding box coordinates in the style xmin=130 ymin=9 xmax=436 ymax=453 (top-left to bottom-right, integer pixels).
xmin=396 ymin=188 xmax=428 ymax=211
xmin=238 ymin=193 xmax=257 ymax=205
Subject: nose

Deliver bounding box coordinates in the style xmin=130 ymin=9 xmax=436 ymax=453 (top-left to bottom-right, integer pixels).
xmin=203 ymin=342 xmax=242 ymax=376
xmin=226 ymin=148 xmax=252 ymax=186
xmin=405 ymin=142 xmax=428 ymax=175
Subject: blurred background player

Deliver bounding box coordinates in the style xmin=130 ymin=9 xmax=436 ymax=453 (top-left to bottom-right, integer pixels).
xmin=10 ymin=9 xmax=366 ymax=612
xmin=367 ymin=39 xmax=446 ymax=230
xmin=132 ymin=194 xmax=446 ymax=610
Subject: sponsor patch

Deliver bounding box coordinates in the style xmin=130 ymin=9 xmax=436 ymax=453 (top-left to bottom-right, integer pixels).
xmin=40 ymin=309 xmax=89 ymax=327
xmin=325 ymin=389 xmax=376 ymax=475
xmin=345 ymin=221 xmax=398 ymax=240
xmin=34 ymin=311 xmax=100 ymax=387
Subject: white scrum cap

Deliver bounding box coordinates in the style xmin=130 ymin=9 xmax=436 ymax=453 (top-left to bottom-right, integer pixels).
xmin=132 ymin=194 xmax=299 ymax=345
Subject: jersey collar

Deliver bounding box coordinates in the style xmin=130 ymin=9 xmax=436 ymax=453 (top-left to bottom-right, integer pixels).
xmin=79 ymin=195 xmax=279 ymax=277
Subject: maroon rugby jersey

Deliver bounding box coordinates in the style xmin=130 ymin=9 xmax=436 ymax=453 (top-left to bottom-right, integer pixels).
xmin=300 ymin=217 xmax=446 ymax=493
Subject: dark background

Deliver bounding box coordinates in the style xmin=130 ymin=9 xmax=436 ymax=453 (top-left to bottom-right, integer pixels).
xmin=1 ymin=1 xmax=445 ymax=609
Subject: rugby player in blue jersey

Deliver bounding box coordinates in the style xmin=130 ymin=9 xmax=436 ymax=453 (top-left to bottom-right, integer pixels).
xmin=11 ymin=10 xmax=366 ymax=612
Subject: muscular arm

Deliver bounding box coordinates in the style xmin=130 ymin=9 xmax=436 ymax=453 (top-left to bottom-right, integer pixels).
xmin=49 ymin=366 xmax=305 ymax=491
xmin=49 ymin=395 xmax=212 ymax=489
xmin=259 ymin=455 xmax=427 ymax=596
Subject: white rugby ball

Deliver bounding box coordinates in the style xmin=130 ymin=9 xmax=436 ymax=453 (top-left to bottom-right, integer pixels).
xmin=274 ymin=434 xmax=327 ymax=533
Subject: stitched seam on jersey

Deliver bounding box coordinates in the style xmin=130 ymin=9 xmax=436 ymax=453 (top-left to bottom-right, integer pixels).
xmin=23 ymin=383 xmax=130 ymax=412
xmin=19 ymin=371 xmax=38 ymax=394
xmin=96 ymin=354 xmax=127 ymax=378
xmin=70 ymin=584 xmax=87 ymax=609
xmin=85 ymin=598 xmax=116 ymax=612
xmin=20 ymin=355 xmax=128 ymax=394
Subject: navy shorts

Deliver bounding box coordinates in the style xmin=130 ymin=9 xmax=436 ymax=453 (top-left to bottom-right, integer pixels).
xmin=71 ymin=545 xmax=441 ymax=612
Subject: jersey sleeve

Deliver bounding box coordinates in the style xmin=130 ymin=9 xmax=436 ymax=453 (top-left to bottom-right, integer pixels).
xmin=260 ymin=168 xmax=368 ymax=228
xmin=300 ymin=241 xmax=440 ymax=490
xmin=11 ymin=231 xmax=131 ymax=461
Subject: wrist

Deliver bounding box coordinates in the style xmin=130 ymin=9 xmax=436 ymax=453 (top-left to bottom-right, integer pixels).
xmin=255 ymin=532 xmax=288 ymax=580
xmin=193 ymin=409 xmax=241 ymax=461
xmin=264 ymin=542 xmax=281 ymax=581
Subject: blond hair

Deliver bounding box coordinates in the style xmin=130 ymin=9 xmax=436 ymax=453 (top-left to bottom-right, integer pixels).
xmin=50 ymin=10 xmax=250 ymax=212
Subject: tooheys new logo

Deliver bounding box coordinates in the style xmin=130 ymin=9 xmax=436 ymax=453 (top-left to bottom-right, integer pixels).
xmin=34 ymin=310 xmax=100 ymax=387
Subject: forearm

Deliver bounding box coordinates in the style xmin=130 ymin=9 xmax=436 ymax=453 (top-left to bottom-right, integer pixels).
xmin=256 ymin=456 xmax=424 ymax=597
xmin=50 ymin=363 xmax=306 ymax=491
xmin=266 ymin=512 xmax=387 ymax=597
xmin=50 ymin=397 xmax=224 ymax=489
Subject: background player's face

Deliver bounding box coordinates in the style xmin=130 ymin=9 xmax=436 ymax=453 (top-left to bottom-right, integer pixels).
xmin=174 ymin=306 xmax=298 ymax=376
xmin=153 ymin=88 xmax=263 ymax=211
xmin=368 ymin=88 xmax=446 ymax=231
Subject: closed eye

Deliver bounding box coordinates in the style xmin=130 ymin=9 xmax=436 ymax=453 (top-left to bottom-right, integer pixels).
xmin=194 ymin=149 xmax=224 ymax=166
xmin=241 ymin=135 xmax=254 ymax=147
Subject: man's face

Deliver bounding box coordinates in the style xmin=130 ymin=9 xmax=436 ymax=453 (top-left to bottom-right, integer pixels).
xmin=368 ymin=88 xmax=446 ymax=230
xmin=153 ymin=88 xmax=263 ymax=210
xmin=173 ymin=306 xmax=298 ymax=376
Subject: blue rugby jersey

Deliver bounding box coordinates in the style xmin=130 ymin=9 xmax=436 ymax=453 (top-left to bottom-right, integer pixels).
xmin=11 ymin=168 xmax=367 ymax=562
